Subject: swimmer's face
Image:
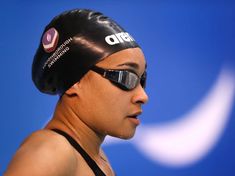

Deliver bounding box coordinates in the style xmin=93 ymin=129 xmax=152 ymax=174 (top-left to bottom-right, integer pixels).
xmin=73 ymin=48 xmax=148 ymax=139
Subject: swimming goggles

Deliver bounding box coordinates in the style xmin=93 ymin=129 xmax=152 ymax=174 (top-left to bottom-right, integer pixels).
xmin=91 ymin=65 xmax=147 ymax=91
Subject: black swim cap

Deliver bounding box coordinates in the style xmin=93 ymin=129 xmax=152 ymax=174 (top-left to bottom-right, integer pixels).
xmin=32 ymin=9 xmax=139 ymax=95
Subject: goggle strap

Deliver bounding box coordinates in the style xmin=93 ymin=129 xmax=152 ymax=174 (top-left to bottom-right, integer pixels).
xmin=91 ymin=66 xmax=106 ymax=77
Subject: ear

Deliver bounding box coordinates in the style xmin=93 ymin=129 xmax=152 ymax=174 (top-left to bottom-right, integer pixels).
xmin=65 ymin=82 xmax=80 ymax=97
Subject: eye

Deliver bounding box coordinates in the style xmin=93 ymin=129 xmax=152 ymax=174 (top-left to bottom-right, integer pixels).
xmin=124 ymin=69 xmax=139 ymax=77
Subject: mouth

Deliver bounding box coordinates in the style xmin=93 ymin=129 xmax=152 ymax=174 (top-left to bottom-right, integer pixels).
xmin=128 ymin=112 xmax=142 ymax=118
xmin=127 ymin=112 xmax=142 ymax=125
xmin=128 ymin=115 xmax=138 ymax=119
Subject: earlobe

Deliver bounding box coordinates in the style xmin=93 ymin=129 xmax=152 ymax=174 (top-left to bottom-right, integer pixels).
xmin=65 ymin=82 xmax=80 ymax=97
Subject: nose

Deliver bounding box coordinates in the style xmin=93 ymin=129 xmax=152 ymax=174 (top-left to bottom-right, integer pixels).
xmin=131 ymin=84 xmax=149 ymax=105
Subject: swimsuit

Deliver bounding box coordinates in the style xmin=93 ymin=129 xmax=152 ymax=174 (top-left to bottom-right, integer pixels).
xmin=52 ymin=129 xmax=106 ymax=176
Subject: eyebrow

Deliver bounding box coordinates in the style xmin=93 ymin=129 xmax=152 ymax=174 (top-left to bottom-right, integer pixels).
xmin=116 ymin=62 xmax=147 ymax=70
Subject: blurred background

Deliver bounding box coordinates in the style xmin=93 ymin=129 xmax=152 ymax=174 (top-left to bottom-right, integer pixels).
xmin=1 ymin=0 xmax=235 ymax=175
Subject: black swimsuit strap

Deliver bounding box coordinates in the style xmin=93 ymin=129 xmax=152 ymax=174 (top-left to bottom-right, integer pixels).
xmin=51 ymin=129 xmax=106 ymax=176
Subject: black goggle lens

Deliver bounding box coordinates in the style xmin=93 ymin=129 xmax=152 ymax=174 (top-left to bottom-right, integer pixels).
xmin=140 ymin=71 xmax=147 ymax=89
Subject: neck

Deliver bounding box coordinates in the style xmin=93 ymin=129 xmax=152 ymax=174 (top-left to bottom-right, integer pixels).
xmin=45 ymin=95 xmax=105 ymax=157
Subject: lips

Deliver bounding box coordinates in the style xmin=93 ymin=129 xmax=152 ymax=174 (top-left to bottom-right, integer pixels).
xmin=128 ymin=115 xmax=138 ymax=119
xmin=127 ymin=112 xmax=142 ymax=126
xmin=127 ymin=111 xmax=142 ymax=119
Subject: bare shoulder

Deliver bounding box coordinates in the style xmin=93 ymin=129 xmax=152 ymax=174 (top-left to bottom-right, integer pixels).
xmin=4 ymin=129 xmax=77 ymax=176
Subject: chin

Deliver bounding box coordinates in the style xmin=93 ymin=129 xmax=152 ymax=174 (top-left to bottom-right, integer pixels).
xmin=110 ymin=130 xmax=136 ymax=140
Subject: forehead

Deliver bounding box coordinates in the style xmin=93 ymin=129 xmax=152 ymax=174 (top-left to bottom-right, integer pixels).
xmin=97 ymin=48 xmax=146 ymax=70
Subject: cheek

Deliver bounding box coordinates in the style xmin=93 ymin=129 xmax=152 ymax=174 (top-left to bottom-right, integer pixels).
xmin=78 ymin=78 xmax=125 ymax=119
xmin=91 ymin=86 xmax=128 ymax=120
xmin=87 ymin=75 xmax=129 ymax=115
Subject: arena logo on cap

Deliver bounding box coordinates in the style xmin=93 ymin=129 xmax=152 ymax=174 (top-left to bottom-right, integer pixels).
xmin=105 ymin=32 xmax=135 ymax=45
xmin=42 ymin=28 xmax=59 ymax=53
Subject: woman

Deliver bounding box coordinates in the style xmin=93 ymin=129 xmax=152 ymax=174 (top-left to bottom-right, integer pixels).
xmin=5 ymin=9 xmax=148 ymax=176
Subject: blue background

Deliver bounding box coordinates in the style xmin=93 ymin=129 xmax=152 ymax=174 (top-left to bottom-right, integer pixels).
xmin=1 ymin=0 xmax=235 ymax=175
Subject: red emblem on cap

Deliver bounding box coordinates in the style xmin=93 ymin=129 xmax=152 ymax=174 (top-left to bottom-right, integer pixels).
xmin=42 ymin=28 xmax=59 ymax=53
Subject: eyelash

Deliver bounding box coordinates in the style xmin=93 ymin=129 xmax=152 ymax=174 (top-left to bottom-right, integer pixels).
xmin=125 ymin=68 xmax=138 ymax=75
